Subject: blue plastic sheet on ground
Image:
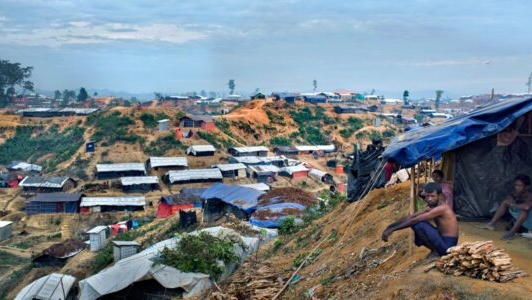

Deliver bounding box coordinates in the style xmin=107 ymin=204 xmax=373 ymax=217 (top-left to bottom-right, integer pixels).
xmin=201 ymin=183 xmax=265 ymax=213
xmin=383 ymin=97 xmax=532 ymax=167
xmin=249 ymin=202 xmax=306 ymax=228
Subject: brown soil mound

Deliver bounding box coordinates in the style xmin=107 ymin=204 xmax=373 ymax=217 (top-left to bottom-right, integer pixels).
xmin=43 ymin=238 xmax=87 ymax=257
xmin=257 ymin=188 xmax=315 ymax=207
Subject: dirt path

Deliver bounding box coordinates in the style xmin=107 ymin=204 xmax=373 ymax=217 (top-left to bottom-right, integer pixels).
xmin=0 ymin=245 xmax=31 ymax=258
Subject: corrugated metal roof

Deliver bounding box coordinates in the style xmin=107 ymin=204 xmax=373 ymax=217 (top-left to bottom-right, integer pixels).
xmin=14 ymin=273 xmax=76 ymax=300
xmin=282 ymin=165 xmax=310 ymax=175
xmin=157 ymin=119 xmax=170 ymax=123
xmin=214 ymin=163 xmax=247 ymax=171
xmin=32 ymin=192 xmax=83 ymax=202
xmin=229 ymin=146 xmax=269 ymax=153
xmin=182 ymin=114 xmax=214 ymax=122
xmin=61 ymin=108 xmax=100 ymax=115
xmin=96 ymin=163 xmax=146 ymax=173
xmin=120 ymin=176 xmax=159 ymax=186
xmin=81 ymin=196 xmax=146 ymax=207
xmin=239 ymin=183 xmax=271 ymax=191
xmin=149 ymin=157 xmax=188 ymax=168
xmin=19 ymin=176 xmax=71 ymax=188
xmin=186 ymin=144 xmax=216 ymax=153
xmin=87 ymin=226 xmax=108 ymax=233
xmin=295 ymin=145 xmax=336 ymax=152
xmin=166 ymin=169 xmax=222 ymax=183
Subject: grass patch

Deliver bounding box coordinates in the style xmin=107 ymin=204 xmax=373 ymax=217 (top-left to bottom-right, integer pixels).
xmin=0 ymin=124 xmax=85 ymax=171
xmin=86 ymin=111 xmax=145 ymax=146
xmin=144 ymin=133 xmax=187 ymax=156
xmin=0 ymin=250 xmax=29 ymax=265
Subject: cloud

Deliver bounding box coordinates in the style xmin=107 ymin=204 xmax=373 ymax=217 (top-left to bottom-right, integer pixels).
xmin=0 ymin=22 xmax=208 ymax=46
xmin=397 ymin=55 xmax=524 ymax=67
xmin=0 ymin=15 xmax=7 ymax=22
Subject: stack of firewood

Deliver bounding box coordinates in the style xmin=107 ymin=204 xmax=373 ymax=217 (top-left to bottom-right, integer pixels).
xmin=207 ymin=263 xmax=284 ymax=300
xmin=435 ymin=241 xmax=527 ymax=282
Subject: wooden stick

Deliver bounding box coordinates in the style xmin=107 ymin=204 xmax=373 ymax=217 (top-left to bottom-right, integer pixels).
xmin=409 ymin=166 xmax=416 ymax=256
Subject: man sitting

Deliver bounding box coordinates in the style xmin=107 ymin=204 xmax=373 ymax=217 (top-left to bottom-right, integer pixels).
xmin=382 ymin=182 xmax=458 ymax=258
xmin=479 ymin=174 xmax=532 ymax=240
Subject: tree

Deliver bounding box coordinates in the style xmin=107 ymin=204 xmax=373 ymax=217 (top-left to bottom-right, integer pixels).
xmin=228 ymin=79 xmax=235 ymax=95
xmin=93 ymin=91 xmax=98 ymax=96
xmin=435 ymin=90 xmax=444 ymax=109
xmin=254 ymin=88 xmax=260 ymax=94
xmin=154 ymin=92 xmax=163 ymax=100
xmin=77 ymin=87 xmax=89 ymax=102
xmin=208 ymin=91 xmax=217 ymax=99
xmin=200 ymin=90 xmax=207 ymax=97
xmin=54 ymin=90 xmax=62 ymax=100
xmin=0 ymin=60 xmax=34 ymax=107
xmin=403 ymin=90 xmax=410 ymax=105
xmin=312 ymin=79 xmax=317 ymax=93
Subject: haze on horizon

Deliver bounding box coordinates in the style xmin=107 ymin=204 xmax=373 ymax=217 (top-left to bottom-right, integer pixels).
xmin=1 ymin=0 xmax=531 ymax=98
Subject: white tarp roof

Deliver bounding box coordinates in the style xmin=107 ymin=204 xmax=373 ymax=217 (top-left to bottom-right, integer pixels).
xmin=187 ymin=145 xmax=216 ymax=154
xmin=214 ymin=163 xmax=247 ymax=171
xmin=149 ymin=157 xmax=188 ymax=168
xmin=15 ymin=273 xmax=76 ymax=300
xmin=282 ymin=165 xmax=310 ymax=175
xmin=230 ymin=156 xmax=285 ymax=164
xmin=294 ymin=145 xmax=336 ymax=152
xmin=248 ymin=165 xmax=280 ymax=173
xmin=9 ymin=162 xmax=42 ymax=172
xmin=80 ymin=196 xmax=146 ymax=207
xmin=239 ymin=183 xmax=271 ymax=191
xmin=79 ymin=227 xmax=260 ymax=300
xmin=309 ymin=168 xmax=329 ymax=179
xmin=96 ymin=163 xmax=146 ymax=173
xmin=0 ymin=220 xmax=13 ymax=228
xmin=19 ymin=176 xmax=70 ymax=188
xmin=230 ymin=146 xmax=269 ymax=153
xmin=167 ymin=169 xmax=222 ymax=183
xmin=120 ymin=176 xmax=159 ymax=186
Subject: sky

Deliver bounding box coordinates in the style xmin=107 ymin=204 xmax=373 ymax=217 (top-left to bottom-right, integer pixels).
xmin=1 ymin=0 xmax=532 ymax=99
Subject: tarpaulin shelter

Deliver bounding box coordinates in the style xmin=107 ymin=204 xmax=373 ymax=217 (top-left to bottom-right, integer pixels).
xmin=15 ymin=273 xmax=76 ymax=300
xmin=250 ymin=203 xmax=306 ymax=228
xmin=201 ymin=183 xmax=265 ymax=223
xmin=79 ymin=227 xmax=260 ymax=299
xmin=347 ymin=140 xmax=386 ymax=202
xmin=383 ymin=97 xmax=532 ymax=218
xmin=26 ymin=193 xmax=83 ymax=216
xmin=157 ymin=193 xmax=200 ymax=218
xmin=32 ymin=239 xmax=86 ymax=267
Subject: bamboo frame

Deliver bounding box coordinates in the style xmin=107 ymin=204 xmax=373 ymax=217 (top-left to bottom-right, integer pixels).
xmin=409 ymin=165 xmax=416 ymax=256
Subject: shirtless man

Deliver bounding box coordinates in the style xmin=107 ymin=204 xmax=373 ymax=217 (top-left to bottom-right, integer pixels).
xmin=382 ymin=182 xmax=459 ymax=257
xmin=479 ymin=174 xmax=532 ymax=240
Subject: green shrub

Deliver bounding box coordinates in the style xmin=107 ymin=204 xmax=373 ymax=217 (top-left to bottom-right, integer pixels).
xmin=144 ymin=134 xmax=186 ymax=156
xmin=270 ymin=136 xmax=291 ymax=146
xmin=140 ymin=112 xmax=157 ymax=129
xmin=279 ymin=216 xmax=297 ymax=235
xmin=153 ymin=232 xmax=239 ymax=279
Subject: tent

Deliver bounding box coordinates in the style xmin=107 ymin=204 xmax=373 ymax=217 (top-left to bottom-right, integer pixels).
xmin=15 ymin=273 xmax=76 ymax=300
xmin=157 ymin=194 xmax=200 ymax=218
xmin=201 ymin=183 xmax=265 ymax=222
xmin=383 ymin=97 xmax=532 ymax=218
xmin=79 ymin=227 xmax=260 ymax=299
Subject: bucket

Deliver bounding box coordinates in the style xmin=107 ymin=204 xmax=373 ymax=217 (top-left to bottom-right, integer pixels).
xmin=337 ymin=182 xmax=345 ymax=192
xmin=335 ymin=165 xmax=344 ymax=174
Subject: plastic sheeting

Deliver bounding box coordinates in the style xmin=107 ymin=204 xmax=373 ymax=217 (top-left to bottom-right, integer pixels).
xmin=453 ymin=135 xmax=532 ymax=218
xmin=79 ymin=227 xmax=260 ymax=299
xmin=15 ymin=273 xmax=76 ymax=300
xmin=383 ymin=97 xmax=532 ymax=167
xmin=249 ymin=203 xmax=306 ymax=228
xmin=347 ymin=142 xmax=385 ymax=202
xmin=201 ymin=183 xmax=265 ymax=213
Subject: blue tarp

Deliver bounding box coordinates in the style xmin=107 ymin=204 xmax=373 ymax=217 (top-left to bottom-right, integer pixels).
xmin=383 ymin=97 xmax=532 ymax=167
xmin=249 ymin=203 xmax=306 ymax=228
xmin=201 ymin=183 xmax=265 ymax=213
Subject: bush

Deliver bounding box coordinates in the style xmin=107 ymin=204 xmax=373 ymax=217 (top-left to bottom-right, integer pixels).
xmin=144 ymin=134 xmax=186 ymax=156
xmin=279 ymin=216 xmax=297 ymax=235
xmin=270 ymin=136 xmax=291 ymax=146
xmin=154 ymin=232 xmax=239 ymax=279
xmin=87 ymin=111 xmax=140 ymax=145
xmin=140 ymin=112 xmax=157 ymax=129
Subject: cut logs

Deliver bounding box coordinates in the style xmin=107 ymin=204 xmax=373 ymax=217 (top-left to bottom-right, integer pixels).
xmin=436 ymin=241 xmax=527 ymax=283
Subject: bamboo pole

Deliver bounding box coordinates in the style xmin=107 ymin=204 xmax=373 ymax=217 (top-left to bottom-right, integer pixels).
xmin=409 ymin=165 xmax=416 ymax=256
